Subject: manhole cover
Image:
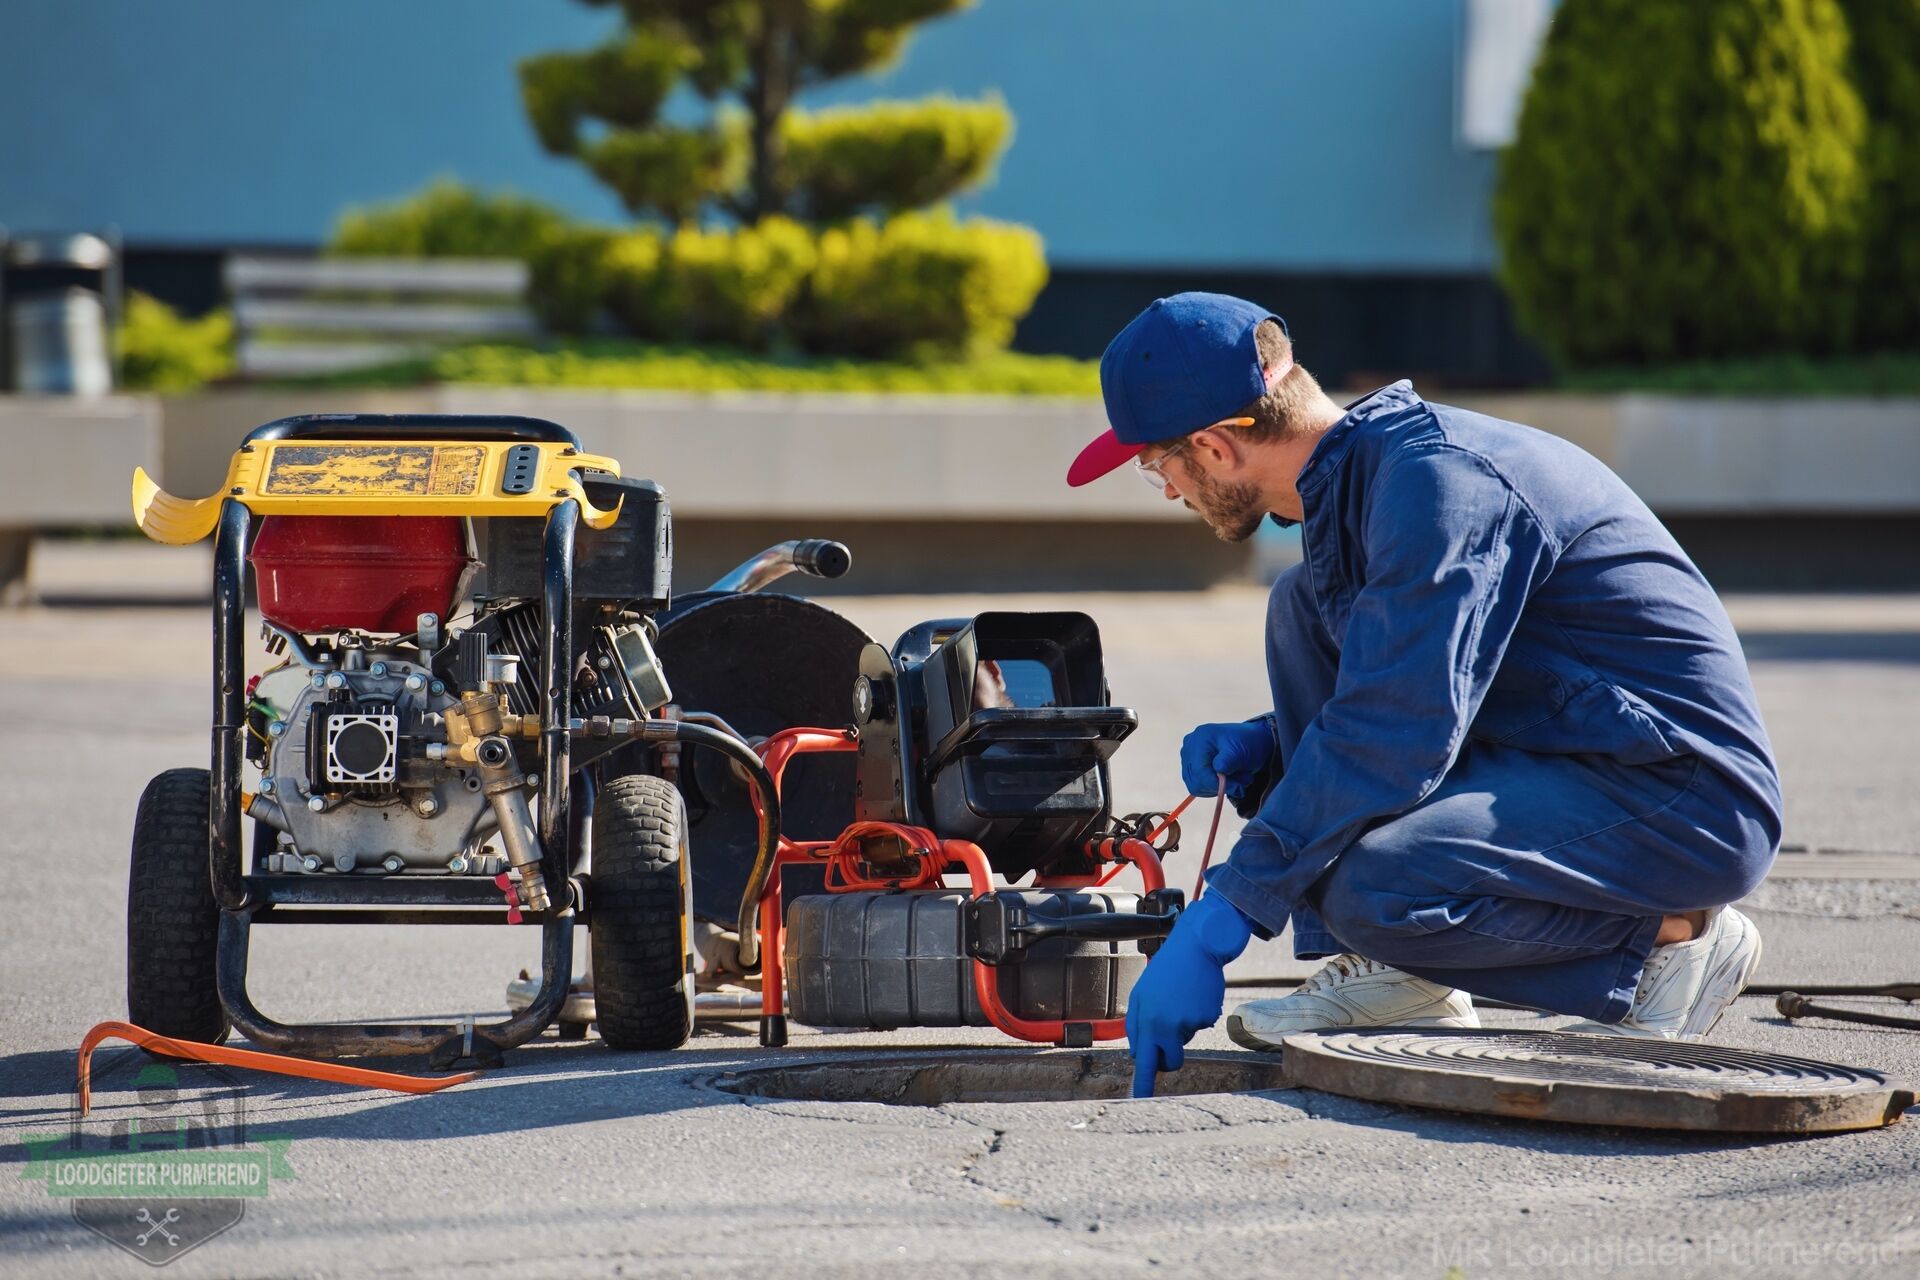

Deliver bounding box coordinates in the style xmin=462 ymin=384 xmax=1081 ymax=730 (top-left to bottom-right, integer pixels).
xmin=709 ymin=1050 xmax=1289 ymax=1106
xmin=1283 ymin=1029 xmax=1916 ymax=1133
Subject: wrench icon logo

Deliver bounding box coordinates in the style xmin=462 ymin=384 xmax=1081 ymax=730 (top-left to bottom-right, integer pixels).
xmin=135 ymin=1206 xmax=181 ymax=1249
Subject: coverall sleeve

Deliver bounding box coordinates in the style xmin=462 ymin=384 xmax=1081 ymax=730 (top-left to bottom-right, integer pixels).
xmin=1229 ymin=712 xmax=1283 ymax=820
xmin=1207 ymin=445 xmax=1562 ymax=934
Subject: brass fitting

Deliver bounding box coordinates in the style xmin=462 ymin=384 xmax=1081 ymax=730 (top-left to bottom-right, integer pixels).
xmin=443 ymin=692 xmax=541 ymax=763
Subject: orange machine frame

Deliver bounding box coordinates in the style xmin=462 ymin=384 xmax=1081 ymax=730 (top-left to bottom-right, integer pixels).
xmin=747 ymin=727 xmax=1168 ymax=1046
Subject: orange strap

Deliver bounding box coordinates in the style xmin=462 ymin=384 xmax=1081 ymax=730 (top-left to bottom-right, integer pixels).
xmin=77 ymin=1021 xmax=478 ymax=1116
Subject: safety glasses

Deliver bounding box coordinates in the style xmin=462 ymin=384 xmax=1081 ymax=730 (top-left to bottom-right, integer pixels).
xmin=1133 ymin=417 xmax=1254 ymax=490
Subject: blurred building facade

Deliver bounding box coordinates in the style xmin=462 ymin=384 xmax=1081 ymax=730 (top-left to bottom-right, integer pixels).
xmin=0 ymin=0 xmax=1554 ymax=386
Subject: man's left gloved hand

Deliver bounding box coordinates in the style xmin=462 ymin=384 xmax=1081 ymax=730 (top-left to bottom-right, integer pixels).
xmin=1127 ymin=892 xmax=1256 ymax=1097
xmin=1180 ymin=720 xmax=1273 ymax=802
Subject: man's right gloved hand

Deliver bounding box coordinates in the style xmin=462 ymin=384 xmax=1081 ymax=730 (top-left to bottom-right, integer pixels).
xmin=1179 ymin=720 xmax=1274 ymax=799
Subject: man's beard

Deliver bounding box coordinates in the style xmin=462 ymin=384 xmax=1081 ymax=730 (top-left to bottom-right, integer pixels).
xmin=1184 ymin=468 xmax=1267 ymax=542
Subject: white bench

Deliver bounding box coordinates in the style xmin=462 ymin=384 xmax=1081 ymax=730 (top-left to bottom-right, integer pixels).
xmin=225 ymin=255 xmax=536 ymax=377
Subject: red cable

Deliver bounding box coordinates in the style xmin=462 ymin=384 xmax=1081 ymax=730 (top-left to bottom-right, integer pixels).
xmin=1192 ymin=774 xmax=1228 ymax=901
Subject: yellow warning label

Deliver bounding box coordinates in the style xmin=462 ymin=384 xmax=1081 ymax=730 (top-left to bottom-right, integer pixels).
xmin=263 ymin=446 xmax=485 ymax=497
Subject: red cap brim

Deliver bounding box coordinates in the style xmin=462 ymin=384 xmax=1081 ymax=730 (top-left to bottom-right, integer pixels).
xmin=1066 ymin=429 xmax=1144 ymax=487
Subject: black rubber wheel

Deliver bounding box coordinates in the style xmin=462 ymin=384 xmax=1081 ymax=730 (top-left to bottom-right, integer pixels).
xmin=127 ymin=768 xmax=230 ymax=1044
xmin=590 ymin=774 xmax=695 ymax=1050
xmin=554 ymin=1020 xmax=590 ymax=1041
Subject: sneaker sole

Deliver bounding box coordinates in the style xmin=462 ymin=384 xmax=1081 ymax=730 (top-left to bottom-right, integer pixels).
xmin=1225 ymin=1011 xmax=1481 ymax=1053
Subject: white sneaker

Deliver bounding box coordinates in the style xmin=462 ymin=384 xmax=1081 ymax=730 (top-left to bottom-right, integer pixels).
xmin=1225 ymin=953 xmax=1480 ymax=1049
xmin=1564 ymin=906 xmax=1762 ymax=1041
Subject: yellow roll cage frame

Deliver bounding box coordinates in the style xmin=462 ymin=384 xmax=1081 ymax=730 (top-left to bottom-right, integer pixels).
xmin=132 ymin=439 xmax=624 ymax=545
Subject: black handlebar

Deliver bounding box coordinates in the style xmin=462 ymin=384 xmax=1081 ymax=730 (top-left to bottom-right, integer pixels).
xmin=791 ymin=539 xmax=852 ymax=580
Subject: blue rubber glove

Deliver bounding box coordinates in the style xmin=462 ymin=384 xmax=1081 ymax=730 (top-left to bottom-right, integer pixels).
xmin=1127 ymin=892 xmax=1255 ymax=1097
xmin=1179 ymin=720 xmax=1274 ymax=800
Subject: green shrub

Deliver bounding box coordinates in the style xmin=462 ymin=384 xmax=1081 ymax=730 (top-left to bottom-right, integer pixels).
xmin=534 ymin=212 xmax=1046 ymax=357
xmin=658 ymin=217 xmax=816 ymax=348
xmin=1494 ymin=0 xmax=1867 ymax=367
xmin=602 ymin=229 xmax=670 ymax=341
xmin=795 ymin=209 xmax=1048 ymax=357
xmin=328 ymin=177 xmax=571 ymax=259
xmin=519 ymin=35 xmax=692 ymax=155
xmin=596 ymin=218 xmax=818 ymax=348
xmin=782 ymin=96 xmax=1011 ymax=220
xmin=118 ymin=293 xmax=234 ymax=393
xmin=1837 ymin=0 xmax=1920 ymax=349
xmin=526 ymin=226 xmax=619 ymax=335
xmin=580 ymin=127 xmax=743 ymax=225
xmin=282 ymin=339 xmax=1102 ymax=397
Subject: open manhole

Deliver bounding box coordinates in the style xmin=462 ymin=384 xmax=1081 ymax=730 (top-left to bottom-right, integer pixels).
xmin=709 ymin=1050 xmax=1288 ymax=1106
xmin=708 ymin=1033 xmax=1915 ymax=1133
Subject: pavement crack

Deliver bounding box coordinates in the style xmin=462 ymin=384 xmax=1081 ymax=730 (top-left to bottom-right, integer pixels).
xmin=953 ymin=1125 xmax=1067 ymax=1229
xmin=956 ymin=1125 xmax=1006 ymax=1184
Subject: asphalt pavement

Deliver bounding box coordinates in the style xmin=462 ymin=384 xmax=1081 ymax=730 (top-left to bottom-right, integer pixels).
xmin=2 ymin=544 xmax=1917 ymax=1278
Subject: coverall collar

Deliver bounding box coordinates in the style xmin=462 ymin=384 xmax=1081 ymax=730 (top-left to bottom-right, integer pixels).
xmin=1265 ymin=380 xmax=1420 ymax=530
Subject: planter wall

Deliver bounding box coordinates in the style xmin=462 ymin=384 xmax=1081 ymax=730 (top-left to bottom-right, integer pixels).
xmin=6 ymin=387 xmax=1918 ymax=595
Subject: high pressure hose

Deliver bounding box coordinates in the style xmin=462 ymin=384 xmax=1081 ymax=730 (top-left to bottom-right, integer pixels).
xmin=624 ymin=718 xmax=781 ymax=970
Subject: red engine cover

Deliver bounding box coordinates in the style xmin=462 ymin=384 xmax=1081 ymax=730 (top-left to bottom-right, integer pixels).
xmin=250 ymin=516 xmax=472 ymax=635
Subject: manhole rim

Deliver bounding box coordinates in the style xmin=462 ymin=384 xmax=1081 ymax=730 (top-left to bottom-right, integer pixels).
xmin=698 ymin=1048 xmax=1295 ymax=1106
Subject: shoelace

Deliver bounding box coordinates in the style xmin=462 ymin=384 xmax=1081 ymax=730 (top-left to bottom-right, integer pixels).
xmin=1301 ymin=953 xmax=1387 ymax=996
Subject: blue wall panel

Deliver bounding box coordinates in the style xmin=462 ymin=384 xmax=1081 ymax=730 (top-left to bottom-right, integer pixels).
xmin=0 ymin=0 xmax=1498 ymax=270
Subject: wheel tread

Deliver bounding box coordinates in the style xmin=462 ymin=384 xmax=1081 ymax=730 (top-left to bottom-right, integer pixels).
xmin=126 ymin=768 xmax=229 ymax=1043
xmin=591 ymin=774 xmax=694 ymax=1050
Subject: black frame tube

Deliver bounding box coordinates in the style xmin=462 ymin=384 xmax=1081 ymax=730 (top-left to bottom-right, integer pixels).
xmin=210 ymin=499 xmax=251 ymax=912
xmin=243 ymin=413 xmax=580 ymax=448
xmin=219 ymin=910 xmax=574 ymax=1058
xmin=540 ymin=499 xmax=578 ymax=911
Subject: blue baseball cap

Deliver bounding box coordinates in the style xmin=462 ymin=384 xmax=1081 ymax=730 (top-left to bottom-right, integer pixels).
xmin=1068 ymin=292 xmax=1288 ymax=487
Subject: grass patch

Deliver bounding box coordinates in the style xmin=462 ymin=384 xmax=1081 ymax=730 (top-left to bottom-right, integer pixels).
xmin=1560 ymin=352 xmax=1920 ymax=395
xmin=270 ymin=338 xmax=1102 ymax=397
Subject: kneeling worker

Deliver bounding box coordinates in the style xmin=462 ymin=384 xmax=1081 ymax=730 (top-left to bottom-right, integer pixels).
xmin=1064 ymin=294 xmax=1782 ymax=1096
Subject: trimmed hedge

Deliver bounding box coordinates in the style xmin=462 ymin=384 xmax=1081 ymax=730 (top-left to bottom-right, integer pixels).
xmin=1838 ymin=0 xmax=1920 ymax=349
xmin=603 ymin=217 xmax=816 ymax=348
xmin=782 ymin=96 xmax=1011 ymax=220
xmin=527 ymin=209 xmax=1047 ymax=358
xmin=526 ymin=226 xmax=620 ymax=336
xmin=581 ymin=126 xmax=742 ymax=225
xmin=328 ymin=178 xmax=570 ymax=260
xmin=277 ymin=340 xmax=1101 ymax=397
xmin=1494 ymin=0 xmax=1867 ymax=367
xmin=795 ymin=209 xmax=1048 ymax=357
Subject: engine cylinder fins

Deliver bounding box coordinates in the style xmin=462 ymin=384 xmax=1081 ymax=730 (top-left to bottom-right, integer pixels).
xmin=650 ymin=592 xmax=875 ymax=923
xmin=319 ymin=700 xmax=399 ymax=794
xmin=1277 ymin=1028 xmax=1916 ymax=1133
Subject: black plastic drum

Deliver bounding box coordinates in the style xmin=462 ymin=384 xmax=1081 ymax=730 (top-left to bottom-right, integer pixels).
xmin=652 ymin=592 xmax=873 ymax=923
xmin=784 ymin=889 xmax=1148 ymax=1029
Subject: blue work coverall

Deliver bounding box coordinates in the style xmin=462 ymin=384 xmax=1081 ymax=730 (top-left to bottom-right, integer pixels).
xmin=1206 ymin=383 xmax=1783 ymax=1022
